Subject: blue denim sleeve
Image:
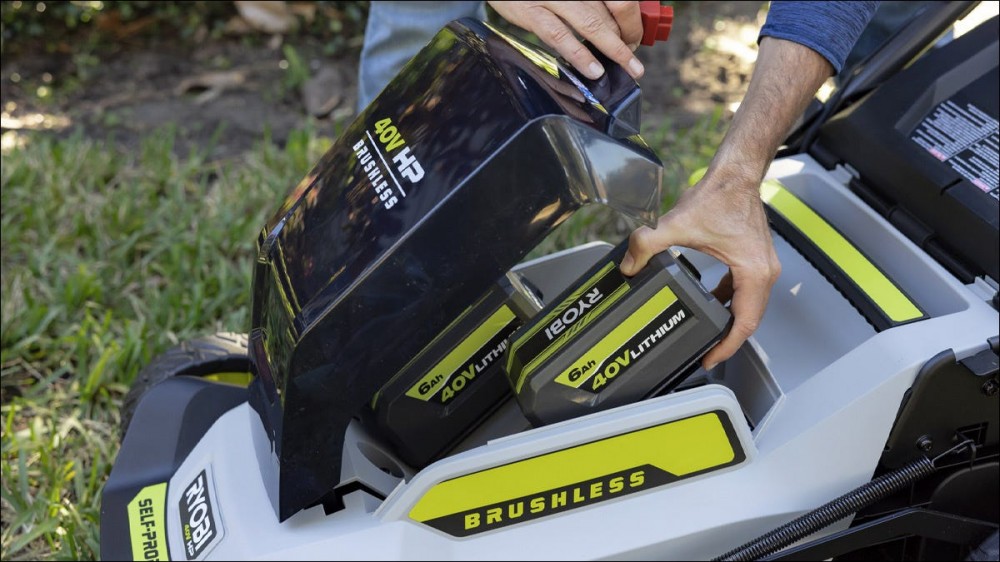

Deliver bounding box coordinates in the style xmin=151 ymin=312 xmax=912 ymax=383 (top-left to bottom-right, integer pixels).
xmin=759 ymin=1 xmax=880 ymax=74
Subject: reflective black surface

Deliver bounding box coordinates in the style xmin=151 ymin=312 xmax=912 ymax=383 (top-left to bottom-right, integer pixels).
xmin=247 ymin=18 xmax=663 ymax=521
xmin=815 ymin=16 xmax=998 ymax=282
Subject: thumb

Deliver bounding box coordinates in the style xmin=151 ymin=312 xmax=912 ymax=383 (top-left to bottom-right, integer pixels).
xmin=620 ymin=215 xmax=681 ymax=276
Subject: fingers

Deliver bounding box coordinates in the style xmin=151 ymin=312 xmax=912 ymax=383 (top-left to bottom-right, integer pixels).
xmin=490 ymin=1 xmax=646 ymax=80
xmin=549 ymin=2 xmax=645 ymax=79
xmin=528 ymin=8 xmax=607 ymax=79
xmin=701 ymin=259 xmax=781 ymax=370
xmin=604 ymin=1 xmax=643 ymax=49
xmin=618 ymin=157 xmax=780 ymax=371
xmin=626 ymin=221 xmax=776 ymax=371
xmin=621 ymin=220 xmax=666 ymax=276
xmin=621 ymin=205 xmax=698 ymax=274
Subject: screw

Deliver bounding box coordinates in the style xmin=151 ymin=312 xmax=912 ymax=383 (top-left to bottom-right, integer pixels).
xmin=917 ymin=436 xmax=934 ymax=452
xmin=982 ymin=378 xmax=999 ymax=396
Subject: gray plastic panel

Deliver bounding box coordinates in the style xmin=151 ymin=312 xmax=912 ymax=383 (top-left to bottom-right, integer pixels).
xmin=768 ymin=159 xmax=968 ymax=318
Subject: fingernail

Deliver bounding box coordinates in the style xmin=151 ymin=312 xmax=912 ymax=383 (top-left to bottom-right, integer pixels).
xmin=620 ymin=253 xmax=635 ymax=274
xmin=587 ymin=61 xmax=605 ymax=79
xmin=705 ymin=362 xmax=718 ymax=371
xmin=628 ymin=57 xmax=644 ymax=78
xmin=628 ymin=42 xmax=639 ymax=52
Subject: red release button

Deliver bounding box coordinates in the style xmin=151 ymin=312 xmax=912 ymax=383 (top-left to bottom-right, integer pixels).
xmin=639 ymin=1 xmax=674 ymax=46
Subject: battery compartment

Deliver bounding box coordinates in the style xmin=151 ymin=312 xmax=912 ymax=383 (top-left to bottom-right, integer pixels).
xmin=674 ymin=155 xmax=975 ymax=431
xmin=347 ymin=156 xmax=975 ymax=485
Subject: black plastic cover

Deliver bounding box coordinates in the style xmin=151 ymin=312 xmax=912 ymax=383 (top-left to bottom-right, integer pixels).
xmin=247 ymin=18 xmax=663 ymax=521
xmin=814 ymin=16 xmax=999 ymax=282
xmin=100 ymin=378 xmax=247 ymax=562
xmin=882 ymin=347 xmax=999 ymax=469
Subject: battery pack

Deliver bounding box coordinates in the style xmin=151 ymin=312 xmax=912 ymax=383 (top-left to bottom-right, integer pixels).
xmin=506 ymin=239 xmax=731 ymax=426
xmin=370 ymin=272 xmax=544 ymax=468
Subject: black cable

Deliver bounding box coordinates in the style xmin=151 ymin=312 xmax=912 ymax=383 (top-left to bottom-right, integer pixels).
xmin=713 ymin=440 xmax=974 ymax=562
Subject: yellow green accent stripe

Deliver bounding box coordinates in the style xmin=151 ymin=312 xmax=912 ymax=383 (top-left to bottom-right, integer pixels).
xmin=372 ymin=293 xmax=491 ymax=409
xmin=409 ymin=411 xmax=735 ymax=522
xmin=515 ymin=283 xmax=628 ymax=392
xmin=512 ymin=262 xmax=617 ymax=352
xmin=554 ymin=284 xmax=679 ymax=389
xmin=406 ymin=305 xmax=516 ymax=400
xmin=127 ymin=482 xmax=169 ymax=561
xmin=202 ymin=372 xmax=253 ymax=387
xmin=510 ymin=261 xmax=628 ymax=393
xmin=760 ymin=180 xmax=923 ymax=323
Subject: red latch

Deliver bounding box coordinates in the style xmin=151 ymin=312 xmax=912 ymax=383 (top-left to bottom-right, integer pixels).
xmin=639 ymin=1 xmax=673 ymax=46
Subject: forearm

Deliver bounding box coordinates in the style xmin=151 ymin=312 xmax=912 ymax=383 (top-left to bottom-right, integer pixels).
xmin=623 ymin=4 xmax=877 ymax=367
xmin=709 ymin=37 xmax=833 ymax=187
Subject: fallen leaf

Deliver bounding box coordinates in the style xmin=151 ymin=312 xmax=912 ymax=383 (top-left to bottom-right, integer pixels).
xmin=174 ymin=70 xmax=247 ymax=104
xmin=234 ymin=1 xmax=297 ymax=34
xmin=223 ymin=15 xmax=255 ymax=35
xmin=289 ymin=2 xmax=317 ymax=24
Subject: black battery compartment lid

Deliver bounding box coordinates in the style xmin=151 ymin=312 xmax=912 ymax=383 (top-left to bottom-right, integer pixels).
xmin=813 ymin=16 xmax=999 ymax=283
xmin=247 ymin=18 xmax=664 ymax=522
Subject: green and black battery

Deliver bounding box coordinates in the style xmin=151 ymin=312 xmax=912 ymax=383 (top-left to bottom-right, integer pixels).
xmin=369 ymin=272 xmax=544 ymax=468
xmin=506 ymin=239 xmax=731 ymax=426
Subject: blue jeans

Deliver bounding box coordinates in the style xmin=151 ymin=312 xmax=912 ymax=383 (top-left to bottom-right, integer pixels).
xmin=357 ymin=1 xmax=487 ymax=112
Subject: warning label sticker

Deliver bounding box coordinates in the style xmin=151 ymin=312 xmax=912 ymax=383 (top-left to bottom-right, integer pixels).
xmin=911 ymin=99 xmax=999 ymax=201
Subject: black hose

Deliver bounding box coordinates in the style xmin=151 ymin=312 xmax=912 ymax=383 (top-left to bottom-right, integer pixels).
xmin=713 ymin=456 xmax=935 ymax=561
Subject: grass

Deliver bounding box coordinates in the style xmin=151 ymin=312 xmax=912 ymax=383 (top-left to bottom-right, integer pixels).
xmin=0 ymin=111 xmax=726 ymax=560
xmin=0 ymin=124 xmax=333 ymax=560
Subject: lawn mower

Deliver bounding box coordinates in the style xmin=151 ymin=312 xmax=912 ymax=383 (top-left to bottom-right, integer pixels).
xmin=101 ymin=2 xmax=998 ymax=560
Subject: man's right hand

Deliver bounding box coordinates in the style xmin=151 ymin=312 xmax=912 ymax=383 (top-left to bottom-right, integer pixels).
xmin=621 ymin=37 xmax=835 ymax=370
xmin=487 ymin=1 xmax=646 ymax=80
xmin=620 ymin=163 xmax=781 ymax=371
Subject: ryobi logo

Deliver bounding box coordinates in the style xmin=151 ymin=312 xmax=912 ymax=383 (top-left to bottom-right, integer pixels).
xmin=543 ymin=288 xmax=603 ymax=341
xmin=510 ymin=262 xmax=629 ymax=391
xmin=178 ymin=469 xmax=223 ymax=560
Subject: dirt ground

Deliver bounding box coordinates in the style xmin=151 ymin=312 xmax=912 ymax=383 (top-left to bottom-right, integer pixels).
xmin=0 ymin=2 xmax=766 ymax=159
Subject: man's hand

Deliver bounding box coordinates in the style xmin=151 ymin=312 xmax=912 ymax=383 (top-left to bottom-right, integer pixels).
xmin=621 ymin=37 xmax=835 ymax=369
xmin=487 ymin=1 xmax=645 ymax=80
xmin=621 ymin=165 xmax=780 ymax=371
